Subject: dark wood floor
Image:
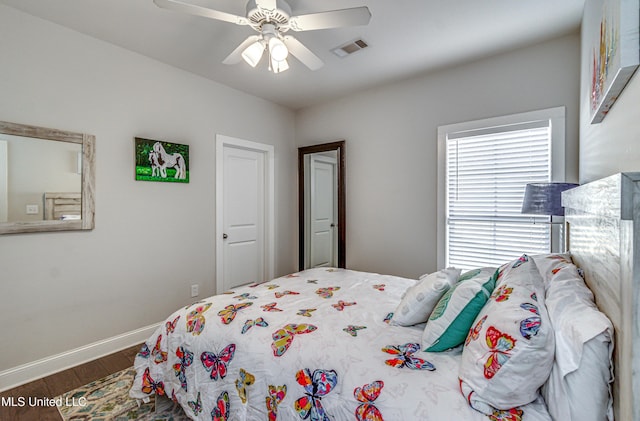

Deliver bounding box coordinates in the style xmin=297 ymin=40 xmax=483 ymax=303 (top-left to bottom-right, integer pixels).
xmin=0 ymin=343 xmax=141 ymax=421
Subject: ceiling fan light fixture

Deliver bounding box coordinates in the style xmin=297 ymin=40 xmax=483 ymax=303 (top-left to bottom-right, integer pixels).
xmin=241 ymin=40 xmax=265 ymax=67
xmin=268 ymin=37 xmax=288 ymax=62
xmin=271 ymin=57 xmax=289 ymax=73
xmin=155 ymin=0 xmax=370 ymax=72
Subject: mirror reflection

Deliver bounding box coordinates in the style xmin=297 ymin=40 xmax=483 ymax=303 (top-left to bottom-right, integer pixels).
xmin=0 ymin=120 xmax=95 ymax=235
xmin=298 ymin=141 xmax=345 ymax=270
xmin=0 ymin=134 xmax=82 ymax=223
xmin=303 ymin=150 xmax=338 ymax=268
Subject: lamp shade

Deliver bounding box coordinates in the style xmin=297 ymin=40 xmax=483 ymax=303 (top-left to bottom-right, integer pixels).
xmin=269 ymin=37 xmax=288 ymax=62
xmin=521 ymin=182 xmax=579 ymax=216
xmin=242 ymin=41 xmax=265 ymax=67
xmin=271 ymin=57 xmax=289 ymax=73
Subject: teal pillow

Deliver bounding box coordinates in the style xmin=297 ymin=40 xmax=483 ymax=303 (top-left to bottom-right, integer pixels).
xmin=421 ymin=268 xmax=497 ymax=352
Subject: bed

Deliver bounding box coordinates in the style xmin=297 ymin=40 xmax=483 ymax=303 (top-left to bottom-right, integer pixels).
xmin=130 ymin=172 xmax=640 ymax=421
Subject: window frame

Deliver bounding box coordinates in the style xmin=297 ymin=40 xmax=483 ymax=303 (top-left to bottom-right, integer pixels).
xmin=436 ymin=106 xmax=566 ymax=269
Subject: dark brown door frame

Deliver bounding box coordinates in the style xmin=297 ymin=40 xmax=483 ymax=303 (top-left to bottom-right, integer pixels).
xmin=298 ymin=141 xmax=345 ymax=270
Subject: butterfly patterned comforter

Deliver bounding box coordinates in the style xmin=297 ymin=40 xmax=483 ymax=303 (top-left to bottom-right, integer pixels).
xmin=130 ymin=268 xmax=552 ymax=421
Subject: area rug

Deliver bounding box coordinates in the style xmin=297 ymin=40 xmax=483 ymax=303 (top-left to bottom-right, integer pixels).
xmin=56 ymin=367 xmax=189 ymax=420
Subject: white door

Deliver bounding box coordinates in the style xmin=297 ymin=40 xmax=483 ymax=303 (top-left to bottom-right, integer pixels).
xmin=216 ymin=135 xmax=274 ymax=293
xmin=309 ymin=154 xmax=337 ymax=267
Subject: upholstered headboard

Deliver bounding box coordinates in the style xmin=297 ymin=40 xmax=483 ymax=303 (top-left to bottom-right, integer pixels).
xmin=563 ymin=172 xmax=640 ymax=421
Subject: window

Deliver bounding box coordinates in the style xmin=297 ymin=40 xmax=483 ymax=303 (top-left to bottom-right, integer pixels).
xmin=437 ymin=107 xmax=566 ymax=270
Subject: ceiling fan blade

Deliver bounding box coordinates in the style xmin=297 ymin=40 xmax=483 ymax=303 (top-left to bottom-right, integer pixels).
xmin=223 ymin=35 xmax=262 ymax=65
xmin=153 ymin=0 xmax=249 ymax=25
xmin=255 ymin=0 xmax=277 ymax=12
xmin=288 ymin=7 xmax=371 ymax=31
xmin=283 ymin=36 xmax=323 ymax=71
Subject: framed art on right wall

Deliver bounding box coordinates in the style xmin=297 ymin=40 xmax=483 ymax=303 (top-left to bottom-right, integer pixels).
xmin=587 ymin=0 xmax=639 ymax=124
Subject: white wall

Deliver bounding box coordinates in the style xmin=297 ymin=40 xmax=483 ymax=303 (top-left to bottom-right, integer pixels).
xmin=579 ymin=0 xmax=640 ymax=183
xmin=0 ymin=5 xmax=297 ymax=376
xmin=296 ymin=34 xmax=581 ymax=279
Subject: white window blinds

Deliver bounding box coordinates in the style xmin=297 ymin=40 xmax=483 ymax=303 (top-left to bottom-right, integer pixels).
xmin=445 ymin=121 xmax=552 ymax=270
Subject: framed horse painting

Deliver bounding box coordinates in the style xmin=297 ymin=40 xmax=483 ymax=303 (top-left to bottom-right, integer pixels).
xmin=134 ymin=137 xmax=189 ymax=183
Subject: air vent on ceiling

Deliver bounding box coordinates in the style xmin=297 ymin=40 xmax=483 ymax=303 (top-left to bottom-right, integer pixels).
xmin=331 ymin=39 xmax=369 ymax=58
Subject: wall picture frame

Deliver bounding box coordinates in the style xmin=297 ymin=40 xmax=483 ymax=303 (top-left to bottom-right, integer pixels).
xmin=135 ymin=137 xmax=189 ymax=183
xmin=587 ymin=0 xmax=640 ymax=124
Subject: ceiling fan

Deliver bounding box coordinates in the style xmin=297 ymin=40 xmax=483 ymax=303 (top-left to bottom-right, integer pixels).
xmin=153 ymin=0 xmax=371 ymax=73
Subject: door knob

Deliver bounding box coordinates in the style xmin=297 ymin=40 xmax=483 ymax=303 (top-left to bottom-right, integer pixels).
xmin=223 ymin=233 xmax=228 ymax=239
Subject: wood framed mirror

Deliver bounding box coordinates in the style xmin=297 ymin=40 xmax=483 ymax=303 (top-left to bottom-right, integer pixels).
xmin=0 ymin=121 xmax=95 ymax=234
xmin=298 ymin=140 xmax=345 ymax=270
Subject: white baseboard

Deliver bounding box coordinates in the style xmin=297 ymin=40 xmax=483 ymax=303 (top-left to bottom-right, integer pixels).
xmin=0 ymin=323 xmax=160 ymax=393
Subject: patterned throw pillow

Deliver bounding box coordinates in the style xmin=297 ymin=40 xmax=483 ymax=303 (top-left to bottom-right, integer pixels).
xmin=391 ymin=268 xmax=461 ymax=326
xmin=459 ymin=255 xmax=555 ymax=412
xmin=421 ymin=268 xmax=497 ymax=352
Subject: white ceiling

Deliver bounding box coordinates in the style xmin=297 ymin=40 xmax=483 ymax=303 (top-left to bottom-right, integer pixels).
xmin=0 ymin=0 xmax=585 ymax=110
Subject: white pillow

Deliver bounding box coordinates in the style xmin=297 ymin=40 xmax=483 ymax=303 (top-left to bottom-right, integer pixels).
xmin=543 ymin=333 xmax=612 ymax=421
xmin=421 ymin=267 xmax=497 ymax=352
xmin=459 ymin=255 xmax=554 ymax=411
xmin=391 ymin=267 xmax=460 ymax=326
xmin=540 ymin=260 xmax=614 ymax=421
xmin=530 ymin=253 xmax=573 ymax=289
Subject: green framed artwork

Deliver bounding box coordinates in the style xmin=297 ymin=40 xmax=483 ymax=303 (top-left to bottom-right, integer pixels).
xmin=135 ymin=137 xmax=189 ymax=183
